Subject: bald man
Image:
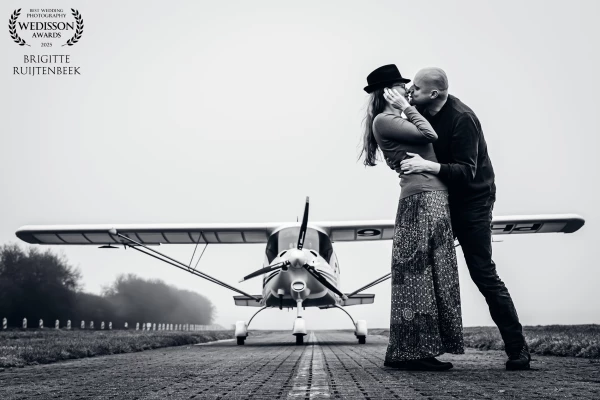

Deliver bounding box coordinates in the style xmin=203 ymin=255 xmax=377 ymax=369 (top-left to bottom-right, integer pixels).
xmin=389 ymin=67 xmax=530 ymax=371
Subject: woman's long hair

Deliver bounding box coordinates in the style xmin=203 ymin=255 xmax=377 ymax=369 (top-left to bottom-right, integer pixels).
xmin=360 ymin=88 xmax=387 ymax=167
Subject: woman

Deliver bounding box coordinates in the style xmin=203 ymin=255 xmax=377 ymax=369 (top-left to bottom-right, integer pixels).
xmin=361 ymin=64 xmax=464 ymax=371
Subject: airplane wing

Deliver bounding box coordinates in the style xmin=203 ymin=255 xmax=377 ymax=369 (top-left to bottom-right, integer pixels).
xmin=314 ymin=214 xmax=585 ymax=242
xmin=15 ymin=223 xmax=282 ymax=245
xmin=15 ymin=214 xmax=584 ymax=245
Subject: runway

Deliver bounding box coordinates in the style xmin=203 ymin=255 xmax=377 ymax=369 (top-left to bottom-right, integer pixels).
xmin=0 ymin=331 xmax=598 ymax=399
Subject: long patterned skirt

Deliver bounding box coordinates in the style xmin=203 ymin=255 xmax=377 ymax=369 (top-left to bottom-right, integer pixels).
xmin=385 ymin=190 xmax=464 ymax=362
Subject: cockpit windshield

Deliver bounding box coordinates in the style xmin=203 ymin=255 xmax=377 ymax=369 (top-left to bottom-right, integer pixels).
xmin=265 ymin=227 xmax=333 ymax=263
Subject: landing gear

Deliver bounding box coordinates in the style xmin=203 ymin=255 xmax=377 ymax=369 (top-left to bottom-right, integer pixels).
xmin=292 ymin=299 xmax=307 ymax=345
xmin=355 ymin=319 xmax=368 ymax=344
xmin=235 ymin=321 xmax=247 ymax=345
xmin=234 ymin=306 xmax=268 ymax=345
xmin=333 ymin=305 xmax=368 ymax=345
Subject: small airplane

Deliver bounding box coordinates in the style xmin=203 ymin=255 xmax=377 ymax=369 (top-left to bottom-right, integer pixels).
xmin=15 ymin=197 xmax=585 ymax=345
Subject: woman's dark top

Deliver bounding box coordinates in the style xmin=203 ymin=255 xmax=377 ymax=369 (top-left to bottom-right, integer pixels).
xmin=373 ymin=106 xmax=447 ymax=199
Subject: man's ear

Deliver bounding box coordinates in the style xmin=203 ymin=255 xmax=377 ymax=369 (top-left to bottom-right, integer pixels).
xmin=430 ymin=90 xmax=439 ymax=99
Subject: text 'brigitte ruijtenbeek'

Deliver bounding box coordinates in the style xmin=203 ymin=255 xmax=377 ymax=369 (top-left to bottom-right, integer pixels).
xmin=13 ymin=55 xmax=81 ymax=76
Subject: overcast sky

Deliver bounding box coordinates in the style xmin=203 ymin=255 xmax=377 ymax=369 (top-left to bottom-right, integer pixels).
xmin=1 ymin=0 xmax=598 ymax=331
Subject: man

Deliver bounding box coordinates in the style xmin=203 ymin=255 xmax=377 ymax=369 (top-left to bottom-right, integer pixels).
xmin=388 ymin=67 xmax=530 ymax=370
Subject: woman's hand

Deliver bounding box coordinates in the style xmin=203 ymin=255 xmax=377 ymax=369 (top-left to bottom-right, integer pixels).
xmin=383 ymin=88 xmax=411 ymax=112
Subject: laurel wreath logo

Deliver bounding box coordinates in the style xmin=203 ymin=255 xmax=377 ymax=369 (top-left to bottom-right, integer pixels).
xmin=8 ymin=9 xmax=30 ymax=46
xmin=63 ymin=8 xmax=83 ymax=46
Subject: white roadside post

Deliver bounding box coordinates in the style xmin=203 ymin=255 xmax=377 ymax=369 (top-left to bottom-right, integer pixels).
xmin=67 ymin=320 xmax=71 ymax=330
xmin=100 ymin=321 xmax=105 ymax=330
xmin=55 ymin=320 xmax=59 ymax=329
xmin=2 ymin=318 xmax=6 ymax=330
xmin=81 ymin=320 xmax=85 ymax=329
xmin=125 ymin=322 xmax=128 ymax=330
xmin=135 ymin=322 xmax=139 ymax=331
xmin=152 ymin=323 xmax=156 ymax=331
xmin=22 ymin=318 xmax=27 ymax=329
xmin=109 ymin=322 xmax=112 ymax=330
xmin=39 ymin=319 xmax=44 ymax=329
xmin=90 ymin=321 xmax=94 ymax=330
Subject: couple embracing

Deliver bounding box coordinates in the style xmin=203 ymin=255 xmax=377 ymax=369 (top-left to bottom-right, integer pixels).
xmin=360 ymin=65 xmax=530 ymax=371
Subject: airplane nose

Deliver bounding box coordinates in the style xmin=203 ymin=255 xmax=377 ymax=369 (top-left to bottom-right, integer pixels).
xmin=287 ymin=248 xmax=306 ymax=269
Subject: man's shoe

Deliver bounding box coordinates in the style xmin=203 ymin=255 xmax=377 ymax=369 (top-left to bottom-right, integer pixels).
xmin=385 ymin=357 xmax=453 ymax=371
xmin=506 ymin=345 xmax=531 ymax=371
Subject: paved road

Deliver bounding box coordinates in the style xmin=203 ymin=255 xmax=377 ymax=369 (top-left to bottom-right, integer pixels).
xmin=0 ymin=331 xmax=598 ymax=399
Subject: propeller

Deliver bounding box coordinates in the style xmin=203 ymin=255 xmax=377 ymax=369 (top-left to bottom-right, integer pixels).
xmin=295 ymin=198 xmax=346 ymax=299
xmin=239 ymin=197 xmax=346 ymax=300
xmin=304 ymin=261 xmax=348 ymax=300
xmin=297 ymin=197 xmax=309 ymax=250
xmin=239 ymin=260 xmax=290 ymax=283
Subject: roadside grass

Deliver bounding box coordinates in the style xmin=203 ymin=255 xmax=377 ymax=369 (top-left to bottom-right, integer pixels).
xmin=0 ymin=329 xmax=240 ymax=368
xmin=2 ymin=325 xmax=598 ymax=368
xmin=370 ymin=325 xmax=600 ymax=359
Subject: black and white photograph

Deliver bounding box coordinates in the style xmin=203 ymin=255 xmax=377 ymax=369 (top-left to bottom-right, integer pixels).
xmin=1 ymin=1 xmax=598 ymax=399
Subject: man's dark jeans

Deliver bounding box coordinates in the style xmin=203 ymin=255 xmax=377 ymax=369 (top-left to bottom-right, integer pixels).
xmin=450 ymin=194 xmax=526 ymax=352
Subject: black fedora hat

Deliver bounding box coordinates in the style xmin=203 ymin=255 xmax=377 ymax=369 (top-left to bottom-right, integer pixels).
xmin=364 ymin=64 xmax=411 ymax=93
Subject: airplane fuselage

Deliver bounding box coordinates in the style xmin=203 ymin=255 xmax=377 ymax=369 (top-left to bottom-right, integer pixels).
xmin=261 ymin=225 xmax=341 ymax=309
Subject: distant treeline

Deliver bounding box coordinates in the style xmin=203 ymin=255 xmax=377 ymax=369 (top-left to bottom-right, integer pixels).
xmin=0 ymin=244 xmax=215 ymax=327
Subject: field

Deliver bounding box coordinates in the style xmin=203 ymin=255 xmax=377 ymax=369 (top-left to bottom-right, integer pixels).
xmin=1 ymin=325 xmax=599 ymax=369
xmin=0 ymin=329 xmax=239 ymax=368
xmin=371 ymin=324 xmax=600 ymax=359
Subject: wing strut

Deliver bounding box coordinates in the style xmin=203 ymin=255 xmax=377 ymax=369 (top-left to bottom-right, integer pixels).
xmin=111 ymin=230 xmax=260 ymax=302
xmin=190 ymin=243 xmax=209 ymax=271
xmin=346 ymin=272 xmax=391 ymax=298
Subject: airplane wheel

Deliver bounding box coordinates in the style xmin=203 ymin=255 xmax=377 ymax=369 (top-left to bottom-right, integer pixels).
xmin=295 ymin=335 xmax=304 ymax=345
xmin=358 ymin=337 xmax=366 ymax=344
xmin=237 ymin=337 xmax=245 ymax=345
